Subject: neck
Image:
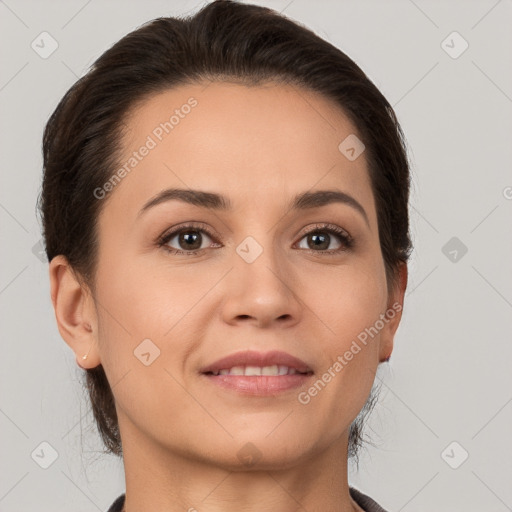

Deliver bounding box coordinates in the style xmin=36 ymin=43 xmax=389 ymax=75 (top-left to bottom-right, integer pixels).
xmin=119 ymin=418 xmax=360 ymax=512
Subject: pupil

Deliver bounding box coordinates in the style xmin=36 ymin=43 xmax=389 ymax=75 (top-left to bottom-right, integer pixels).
xmin=310 ymin=233 xmax=328 ymax=250
xmin=180 ymin=231 xmax=201 ymax=250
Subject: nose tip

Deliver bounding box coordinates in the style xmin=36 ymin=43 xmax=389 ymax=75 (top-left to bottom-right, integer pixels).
xmin=221 ymin=255 xmax=303 ymax=329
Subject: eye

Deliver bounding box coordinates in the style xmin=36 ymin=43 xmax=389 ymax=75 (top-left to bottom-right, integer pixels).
xmin=157 ymin=222 xmax=353 ymax=256
xmin=158 ymin=223 xmax=221 ymax=254
xmin=296 ymin=224 xmax=353 ymax=253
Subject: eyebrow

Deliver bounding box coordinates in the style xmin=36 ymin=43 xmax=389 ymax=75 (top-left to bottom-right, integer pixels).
xmin=138 ymin=188 xmax=370 ymax=227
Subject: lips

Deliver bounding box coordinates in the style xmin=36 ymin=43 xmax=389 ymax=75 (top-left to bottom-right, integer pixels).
xmin=200 ymin=350 xmax=313 ymax=375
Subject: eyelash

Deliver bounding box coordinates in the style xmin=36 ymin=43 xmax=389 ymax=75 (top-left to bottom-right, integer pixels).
xmin=157 ymin=222 xmax=354 ymax=256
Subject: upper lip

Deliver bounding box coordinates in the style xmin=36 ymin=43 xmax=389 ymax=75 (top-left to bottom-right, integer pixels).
xmin=200 ymin=350 xmax=313 ymax=374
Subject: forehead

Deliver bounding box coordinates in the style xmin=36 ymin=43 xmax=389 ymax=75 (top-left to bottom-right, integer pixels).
xmin=109 ymin=80 xmax=374 ymax=218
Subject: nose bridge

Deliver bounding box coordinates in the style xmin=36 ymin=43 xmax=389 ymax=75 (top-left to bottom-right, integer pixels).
xmin=221 ymin=229 xmax=302 ymax=326
xmin=237 ymin=233 xmax=286 ymax=289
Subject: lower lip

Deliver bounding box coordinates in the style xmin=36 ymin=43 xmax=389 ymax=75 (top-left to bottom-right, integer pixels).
xmin=202 ymin=373 xmax=313 ymax=395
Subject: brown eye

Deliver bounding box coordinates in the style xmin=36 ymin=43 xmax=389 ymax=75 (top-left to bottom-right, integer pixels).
xmin=181 ymin=231 xmax=203 ymax=250
xmin=165 ymin=229 xmax=211 ymax=251
xmin=158 ymin=224 xmax=221 ymax=255
xmin=296 ymin=225 xmax=353 ymax=253
xmin=304 ymin=232 xmax=332 ymax=250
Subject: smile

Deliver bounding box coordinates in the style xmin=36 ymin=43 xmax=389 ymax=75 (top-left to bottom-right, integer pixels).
xmin=206 ymin=365 xmax=311 ymax=376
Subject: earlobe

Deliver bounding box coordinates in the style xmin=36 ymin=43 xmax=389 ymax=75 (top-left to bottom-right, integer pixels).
xmin=379 ymin=262 xmax=408 ymax=362
xmin=49 ymin=255 xmax=101 ymax=369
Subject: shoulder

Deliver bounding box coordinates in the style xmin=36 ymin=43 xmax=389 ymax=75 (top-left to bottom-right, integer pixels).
xmin=349 ymin=486 xmax=390 ymax=512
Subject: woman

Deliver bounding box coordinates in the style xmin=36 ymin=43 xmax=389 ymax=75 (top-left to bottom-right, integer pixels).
xmin=38 ymin=1 xmax=411 ymax=510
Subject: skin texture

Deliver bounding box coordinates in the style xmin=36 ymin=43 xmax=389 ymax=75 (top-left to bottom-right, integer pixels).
xmin=50 ymin=81 xmax=407 ymax=512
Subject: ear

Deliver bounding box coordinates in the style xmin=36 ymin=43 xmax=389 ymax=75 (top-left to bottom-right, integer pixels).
xmin=379 ymin=261 xmax=408 ymax=363
xmin=49 ymin=255 xmax=101 ymax=369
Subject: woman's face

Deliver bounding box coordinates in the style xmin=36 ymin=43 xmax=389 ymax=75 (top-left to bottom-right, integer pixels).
xmin=79 ymin=81 xmax=405 ymax=468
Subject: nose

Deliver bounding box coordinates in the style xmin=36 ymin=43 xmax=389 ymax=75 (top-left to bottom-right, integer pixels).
xmin=219 ymin=237 xmax=303 ymax=329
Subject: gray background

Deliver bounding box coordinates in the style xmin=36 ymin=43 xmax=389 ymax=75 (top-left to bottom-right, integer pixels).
xmin=1 ymin=0 xmax=511 ymax=510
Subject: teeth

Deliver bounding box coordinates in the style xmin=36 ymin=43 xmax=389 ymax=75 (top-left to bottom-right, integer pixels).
xmin=278 ymin=365 xmax=289 ymax=375
xmin=212 ymin=365 xmax=305 ymax=376
xmin=245 ymin=366 xmax=262 ymax=376
xmin=261 ymin=365 xmax=278 ymax=375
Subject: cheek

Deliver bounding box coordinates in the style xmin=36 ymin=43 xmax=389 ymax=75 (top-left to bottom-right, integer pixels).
xmin=295 ymin=268 xmax=386 ymax=427
xmin=308 ymin=258 xmax=388 ymax=342
xmin=93 ymin=250 xmax=213 ymax=370
xmin=93 ymin=257 xmax=203 ymax=429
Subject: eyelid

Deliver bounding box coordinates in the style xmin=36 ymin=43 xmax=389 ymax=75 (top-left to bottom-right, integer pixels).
xmin=296 ymin=222 xmax=352 ymax=241
xmin=157 ymin=221 xmax=221 ymax=246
